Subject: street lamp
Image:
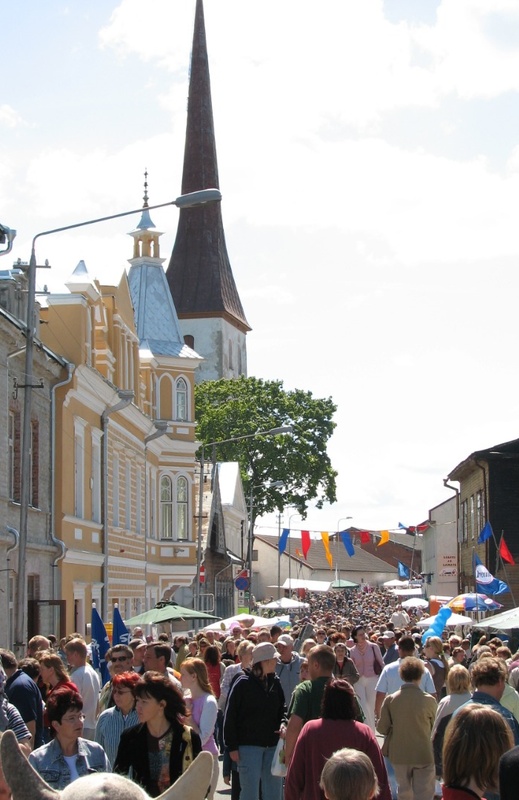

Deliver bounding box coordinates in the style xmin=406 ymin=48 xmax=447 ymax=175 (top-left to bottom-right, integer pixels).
xmin=248 ymin=480 xmax=284 ymax=611
xmin=335 ymin=516 xmax=353 ymax=586
xmin=195 ymin=426 xmax=292 ymax=616
xmin=14 ymin=188 xmax=221 ymax=654
xmin=287 ymin=512 xmax=303 ymax=594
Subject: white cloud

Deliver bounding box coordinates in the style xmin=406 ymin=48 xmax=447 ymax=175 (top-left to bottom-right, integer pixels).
xmin=0 ymin=104 xmax=23 ymax=128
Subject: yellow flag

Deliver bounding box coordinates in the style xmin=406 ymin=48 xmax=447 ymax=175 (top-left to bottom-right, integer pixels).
xmin=321 ymin=531 xmax=333 ymax=569
xmin=378 ymin=530 xmax=389 ymax=546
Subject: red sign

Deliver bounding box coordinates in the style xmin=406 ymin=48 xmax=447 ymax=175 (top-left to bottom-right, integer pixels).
xmin=199 ymin=565 xmax=206 ymax=584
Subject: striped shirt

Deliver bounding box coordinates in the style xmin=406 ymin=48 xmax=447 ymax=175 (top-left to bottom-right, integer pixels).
xmin=94 ymin=705 xmax=139 ymax=767
xmin=1 ymin=700 xmax=31 ymax=742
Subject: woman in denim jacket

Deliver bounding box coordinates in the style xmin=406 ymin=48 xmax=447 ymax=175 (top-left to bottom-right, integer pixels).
xmin=29 ymin=686 xmax=110 ymax=789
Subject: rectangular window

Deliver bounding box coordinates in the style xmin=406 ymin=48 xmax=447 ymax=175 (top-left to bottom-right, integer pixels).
xmin=8 ymin=411 xmax=15 ymax=501
xmin=461 ymin=500 xmax=468 ymax=542
xmin=150 ymin=471 xmax=156 ymax=539
xmin=74 ymin=430 xmax=84 ymax=518
xmin=31 ymin=420 xmax=39 ymax=508
xmin=177 ymin=477 xmax=189 ymax=541
xmin=113 ymin=455 xmax=120 ymax=527
xmin=92 ymin=435 xmax=101 ymax=523
xmin=469 ymin=495 xmax=475 ymax=540
xmin=136 ymin=467 xmax=142 ymax=534
xmin=125 ymin=461 xmax=131 ymax=530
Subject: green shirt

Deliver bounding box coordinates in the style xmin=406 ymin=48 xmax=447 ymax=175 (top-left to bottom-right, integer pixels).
xmin=288 ymin=676 xmax=329 ymax=722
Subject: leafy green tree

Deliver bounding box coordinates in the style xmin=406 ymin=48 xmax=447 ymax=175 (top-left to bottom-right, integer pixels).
xmin=195 ymin=376 xmax=337 ymax=526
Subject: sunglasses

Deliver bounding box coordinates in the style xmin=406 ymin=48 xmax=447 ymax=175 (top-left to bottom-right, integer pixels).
xmin=111 ymin=656 xmax=130 ymax=663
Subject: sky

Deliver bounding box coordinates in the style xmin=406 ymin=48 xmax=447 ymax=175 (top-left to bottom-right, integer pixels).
xmin=3 ymin=0 xmax=519 ymax=537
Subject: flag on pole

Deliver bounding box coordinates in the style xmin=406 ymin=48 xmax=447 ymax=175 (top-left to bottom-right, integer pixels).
xmin=474 ymin=553 xmax=509 ymax=595
xmin=340 ymin=530 xmax=355 ymax=557
xmin=478 ymin=521 xmax=493 ymax=544
xmin=279 ymin=527 xmax=290 ymax=554
xmin=397 ymin=561 xmax=410 ymax=579
xmin=359 ymin=531 xmax=370 ymax=544
xmin=112 ymin=604 xmax=130 ymax=647
xmin=378 ymin=530 xmax=389 ymax=547
xmin=91 ymin=605 xmax=110 ymax=685
xmin=301 ymin=530 xmax=311 ymax=559
xmin=321 ymin=532 xmax=333 ymax=569
xmin=499 ymin=536 xmax=515 ymax=565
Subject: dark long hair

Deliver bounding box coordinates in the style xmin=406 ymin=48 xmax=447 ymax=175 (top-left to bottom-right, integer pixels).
xmin=135 ymin=671 xmax=188 ymax=724
xmin=321 ymin=679 xmax=356 ymax=720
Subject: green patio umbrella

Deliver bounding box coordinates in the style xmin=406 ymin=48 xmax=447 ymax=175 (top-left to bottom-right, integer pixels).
xmin=124 ymin=602 xmax=220 ymax=626
xmin=330 ymin=579 xmax=359 ymax=589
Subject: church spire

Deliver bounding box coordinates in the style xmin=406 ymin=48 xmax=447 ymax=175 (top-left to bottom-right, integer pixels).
xmin=166 ymin=0 xmax=250 ymax=341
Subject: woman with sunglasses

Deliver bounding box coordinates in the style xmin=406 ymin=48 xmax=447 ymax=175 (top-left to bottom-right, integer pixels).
xmin=95 ymin=671 xmax=140 ymax=767
xmin=29 ymin=686 xmax=110 ymax=790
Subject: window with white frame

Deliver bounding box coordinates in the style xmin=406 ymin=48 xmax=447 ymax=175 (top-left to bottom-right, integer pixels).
xmin=74 ymin=419 xmax=86 ymax=518
xmin=175 ymin=377 xmax=188 ymax=421
xmin=136 ymin=466 xmax=142 ymax=534
xmin=113 ymin=454 xmax=120 ymax=527
xmin=177 ymin=476 xmax=189 ymax=540
xmin=150 ymin=470 xmax=156 ymax=538
xmin=160 ymin=475 xmax=173 ymax=539
xmin=125 ymin=460 xmax=131 ymax=530
xmin=91 ymin=431 xmax=102 ymax=523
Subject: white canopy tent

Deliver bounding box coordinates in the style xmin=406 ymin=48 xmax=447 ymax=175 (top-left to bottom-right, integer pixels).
xmin=257 ymin=597 xmax=310 ymax=611
xmin=417 ymin=613 xmax=473 ymax=628
xmin=280 ymin=578 xmax=332 ymax=592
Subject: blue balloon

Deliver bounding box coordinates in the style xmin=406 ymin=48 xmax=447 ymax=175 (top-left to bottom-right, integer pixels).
xmin=421 ymin=606 xmax=452 ymax=644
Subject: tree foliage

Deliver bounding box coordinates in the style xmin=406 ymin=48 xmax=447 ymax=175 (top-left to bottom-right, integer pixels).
xmin=194 ymin=376 xmax=338 ymax=524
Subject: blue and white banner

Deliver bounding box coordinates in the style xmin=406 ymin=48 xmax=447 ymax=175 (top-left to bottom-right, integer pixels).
xmin=474 ymin=553 xmax=509 ymax=596
xmin=91 ymin=605 xmax=111 ymax=685
xmin=112 ymin=605 xmax=130 ymax=647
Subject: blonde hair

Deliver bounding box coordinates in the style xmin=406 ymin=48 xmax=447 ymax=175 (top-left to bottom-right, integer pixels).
xmin=320 ymin=748 xmax=379 ymax=800
xmin=180 ymin=658 xmax=214 ymax=695
xmin=446 ymin=664 xmax=470 ymax=695
xmin=425 ymin=636 xmax=450 ymax=678
xmin=443 ymin=703 xmax=513 ymax=792
xmin=36 ymin=651 xmax=71 ymax=684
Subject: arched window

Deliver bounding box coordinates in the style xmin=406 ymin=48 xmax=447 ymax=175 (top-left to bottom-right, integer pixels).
xmin=175 ymin=378 xmax=188 ymax=421
xmin=160 ymin=475 xmax=173 ymax=539
xmin=177 ymin=476 xmax=189 ymax=541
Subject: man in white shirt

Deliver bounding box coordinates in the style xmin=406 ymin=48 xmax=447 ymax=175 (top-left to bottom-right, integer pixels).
xmin=64 ymin=638 xmax=101 ymax=739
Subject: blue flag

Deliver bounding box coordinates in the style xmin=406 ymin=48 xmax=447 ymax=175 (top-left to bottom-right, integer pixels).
xmin=398 ymin=561 xmax=410 ymax=579
xmin=340 ymin=530 xmax=355 ymax=557
xmin=112 ymin=605 xmax=130 ymax=647
xmin=478 ymin=521 xmax=493 ymax=544
xmin=279 ymin=527 xmax=290 ymax=554
xmin=91 ymin=605 xmax=110 ymax=685
xmin=474 ymin=553 xmax=509 ymax=595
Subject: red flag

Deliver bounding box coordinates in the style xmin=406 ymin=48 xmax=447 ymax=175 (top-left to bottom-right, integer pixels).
xmin=359 ymin=531 xmax=370 ymax=543
xmin=500 ymin=536 xmax=515 ymax=565
xmin=301 ymin=530 xmax=311 ymax=559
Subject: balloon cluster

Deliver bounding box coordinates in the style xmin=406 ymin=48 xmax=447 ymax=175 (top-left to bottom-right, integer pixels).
xmin=421 ymin=605 xmax=452 ymax=644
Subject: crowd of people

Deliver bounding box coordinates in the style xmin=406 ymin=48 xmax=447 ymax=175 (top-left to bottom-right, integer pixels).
xmin=1 ymin=587 xmax=519 ymax=800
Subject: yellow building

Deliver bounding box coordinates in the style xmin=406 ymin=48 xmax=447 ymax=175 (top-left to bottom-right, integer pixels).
xmin=40 ymin=201 xmax=202 ymax=634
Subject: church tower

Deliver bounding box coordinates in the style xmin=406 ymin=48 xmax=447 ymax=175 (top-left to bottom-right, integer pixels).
xmin=166 ymin=0 xmax=250 ymax=383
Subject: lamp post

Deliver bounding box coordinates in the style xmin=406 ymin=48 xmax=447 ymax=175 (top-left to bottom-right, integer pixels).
xmin=287 ymin=512 xmax=302 ymax=595
xmin=336 ymin=516 xmax=353 ymax=586
xmin=13 ymin=188 xmax=221 ymax=655
xmin=195 ymin=427 xmax=292 ymax=616
xmin=248 ymin=480 xmax=284 ymax=611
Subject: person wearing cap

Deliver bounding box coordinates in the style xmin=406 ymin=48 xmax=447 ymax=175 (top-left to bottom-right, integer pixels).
xmin=129 ymin=639 xmax=146 ymax=674
xmin=275 ymin=634 xmax=301 ymax=706
xmin=223 ymin=642 xmax=286 ymax=800
xmin=382 ymin=631 xmax=399 ymax=666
